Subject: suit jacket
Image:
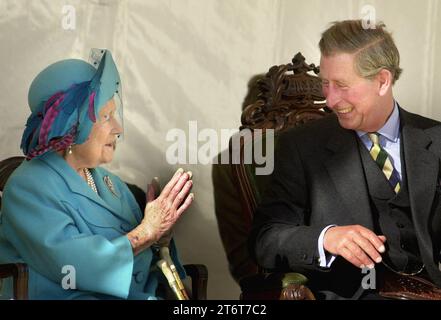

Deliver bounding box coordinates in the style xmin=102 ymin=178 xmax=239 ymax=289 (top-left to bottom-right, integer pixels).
xmin=0 ymin=151 xmax=184 ymax=299
xmin=250 ymin=107 xmax=441 ymax=299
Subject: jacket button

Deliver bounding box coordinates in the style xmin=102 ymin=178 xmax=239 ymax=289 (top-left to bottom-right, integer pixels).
xmin=120 ymin=223 xmax=132 ymax=232
xmin=134 ymin=271 xmax=144 ymax=283
xmin=396 ymin=222 xmax=404 ymax=228
xmin=400 ymin=243 xmax=405 ymax=250
xmin=301 ymin=253 xmax=308 ymax=260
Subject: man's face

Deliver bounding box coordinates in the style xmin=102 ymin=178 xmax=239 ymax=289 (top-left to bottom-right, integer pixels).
xmin=320 ymin=52 xmax=386 ymax=132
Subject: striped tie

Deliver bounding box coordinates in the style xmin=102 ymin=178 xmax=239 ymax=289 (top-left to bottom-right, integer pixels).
xmin=368 ymin=133 xmax=401 ymax=193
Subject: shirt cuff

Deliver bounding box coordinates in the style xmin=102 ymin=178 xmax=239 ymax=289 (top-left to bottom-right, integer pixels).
xmin=318 ymin=224 xmax=337 ymax=268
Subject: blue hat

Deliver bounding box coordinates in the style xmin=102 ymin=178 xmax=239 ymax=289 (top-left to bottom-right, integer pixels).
xmin=21 ymin=49 xmax=121 ymax=159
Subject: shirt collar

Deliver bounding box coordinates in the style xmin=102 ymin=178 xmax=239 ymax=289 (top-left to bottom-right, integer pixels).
xmin=356 ymin=100 xmax=400 ymax=142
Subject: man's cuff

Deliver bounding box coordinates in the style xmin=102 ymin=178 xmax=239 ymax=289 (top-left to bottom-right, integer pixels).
xmin=318 ymin=224 xmax=337 ymax=268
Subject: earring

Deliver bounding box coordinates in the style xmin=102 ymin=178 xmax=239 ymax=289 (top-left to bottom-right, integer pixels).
xmin=68 ymin=145 xmax=73 ymax=155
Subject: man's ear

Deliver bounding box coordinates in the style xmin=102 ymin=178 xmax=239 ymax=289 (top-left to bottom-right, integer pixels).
xmin=376 ymin=69 xmax=393 ymax=96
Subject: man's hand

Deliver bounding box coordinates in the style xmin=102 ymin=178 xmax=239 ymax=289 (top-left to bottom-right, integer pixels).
xmin=323 ymin=225 xmax=386 ymax=269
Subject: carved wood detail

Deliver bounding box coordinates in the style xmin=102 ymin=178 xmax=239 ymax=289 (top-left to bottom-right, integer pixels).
xmin=241 ymin=52 xmax=330 ymax=132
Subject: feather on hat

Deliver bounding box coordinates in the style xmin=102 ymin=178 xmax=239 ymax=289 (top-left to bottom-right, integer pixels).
xmin=21 ymin=49 xmax=121 ymax=159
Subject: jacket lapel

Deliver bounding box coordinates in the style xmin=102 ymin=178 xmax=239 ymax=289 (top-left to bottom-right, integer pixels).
xmin=40 ymin=152 xmax=132 ymax=224
xmin=324 ymin=127 xmax=374 ymax=229
xmin=92 ymin=168 xmax=125 ymax=220
xmin=400 ymin=110 xmax=438 ymax=268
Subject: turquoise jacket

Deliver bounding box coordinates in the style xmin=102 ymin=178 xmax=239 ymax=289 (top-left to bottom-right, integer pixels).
xmin=0 ymin=152 xmax=184 ymax=299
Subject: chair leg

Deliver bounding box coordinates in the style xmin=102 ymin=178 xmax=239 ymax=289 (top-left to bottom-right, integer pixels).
xmin=0 ymin=263 xmax=29 ymax=300
xmin=1 ymin=263 xmax=208 ymax=300
xmin=13 ymin=263 xmax=29 ymax=300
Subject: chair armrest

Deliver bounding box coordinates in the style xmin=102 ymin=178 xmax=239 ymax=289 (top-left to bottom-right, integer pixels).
xmin=0 ymin=263 xmax=29 ymax=300
xmin=183 ymin=264 xmax=208 ymax=300
xmin=239 ymin=272 xmax=315 ymax=300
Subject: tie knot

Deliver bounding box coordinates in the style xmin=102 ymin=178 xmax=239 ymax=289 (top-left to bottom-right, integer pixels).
xmin=368 ymin=132 xmax=380 ymax=145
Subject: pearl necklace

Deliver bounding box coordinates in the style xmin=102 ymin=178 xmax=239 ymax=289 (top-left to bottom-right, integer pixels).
xmin=83 ymin=168 xmax=98 ymax=193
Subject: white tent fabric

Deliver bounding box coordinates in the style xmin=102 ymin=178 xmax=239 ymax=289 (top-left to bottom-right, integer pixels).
xmin=0 ymin=0 xmax=440 ymax=299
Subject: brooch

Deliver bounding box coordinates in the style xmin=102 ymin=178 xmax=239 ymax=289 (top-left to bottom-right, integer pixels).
xmin=103 ymin=175 xmax=119 ymax=197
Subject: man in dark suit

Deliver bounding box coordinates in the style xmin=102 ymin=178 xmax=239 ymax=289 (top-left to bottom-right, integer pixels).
xmin=250 ymin=19 xmax=441 ymax=299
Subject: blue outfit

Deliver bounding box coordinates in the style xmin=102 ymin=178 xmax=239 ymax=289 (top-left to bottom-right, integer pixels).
xmin=0 ymin=49 xmax=184 ymax=299
xmin=0 ymin=151 xmax=184 ymax=299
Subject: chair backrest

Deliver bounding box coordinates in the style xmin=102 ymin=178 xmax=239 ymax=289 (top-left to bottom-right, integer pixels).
xmin=0 ymin=156 xmax=28 ymax=299
xmin=231 ymin=52 xmax=330 ymax=273
xmin=0 ymin=156 xmax=25 ymax=210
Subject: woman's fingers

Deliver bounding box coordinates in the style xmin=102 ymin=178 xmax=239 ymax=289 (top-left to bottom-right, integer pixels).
xmin=167 ymin=172 xmax=191 ymax=203
xmin=176 ymin=193 xmax=194 ymax=216
xmin=172 ymin=180 xmax=193 ymax=209
xmin=145 ymin=169 xmax=194 ymax=236
xmin=160 ymin=168 xmax=184 ymax=198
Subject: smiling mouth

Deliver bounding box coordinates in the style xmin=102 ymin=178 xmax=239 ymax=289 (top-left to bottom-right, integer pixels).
xmin=335 ymin=107 xmax=353 ymax=114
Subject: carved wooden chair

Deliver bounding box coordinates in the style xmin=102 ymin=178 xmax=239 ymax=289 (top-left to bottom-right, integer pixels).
xmin=0 ymin=156 xmax=207 ymax=300
xmin=231 ymin=52 xmax=331 ymax=300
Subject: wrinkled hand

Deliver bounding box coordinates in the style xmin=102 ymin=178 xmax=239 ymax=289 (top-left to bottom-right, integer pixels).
xmin=323 ymin=225 xmax=386 ymax=269
xmin=146 ymin=178 xmax=173 ymax=247
xmin=142 ymin=168 xmax=193 ymax=243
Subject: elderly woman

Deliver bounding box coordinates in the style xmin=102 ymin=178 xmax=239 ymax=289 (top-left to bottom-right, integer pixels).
xmin=0 ymin=49 xmax=193 ymax=299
